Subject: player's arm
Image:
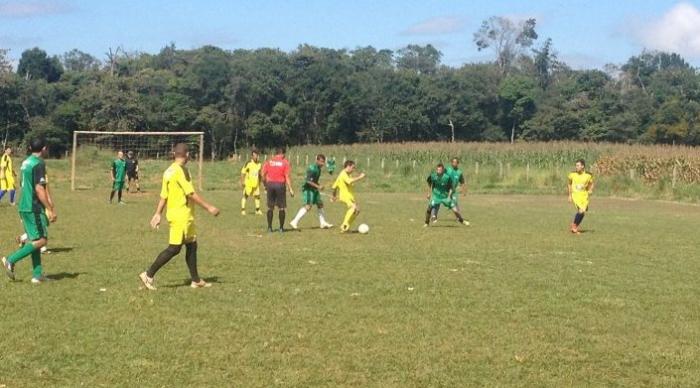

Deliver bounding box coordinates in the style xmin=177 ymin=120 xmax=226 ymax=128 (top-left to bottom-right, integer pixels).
xmin=567 ymin=177 xmax=573 ymax=202
xmin=189 ymin=192 xmax=220 ymax=216
xmin=150 ymin=197 xmax=167 ymax=229
xmin=0 ymin=158 xmax=5 ymax=179
xmin=240 ymin=166 xmax=247 ymax=188
xmin=110 ymin=162 xmax=116 ymax=181
xmin=34 ymin=164 xmax=55 ymax=222
xmin=305 ymin=169 xmax=322 ymax=190
xmin=348 ymin=172 xmax=366 ymax=184
xmin=587 ymin=178 xmax=595 ymax=194
xmin=285 ymin=166 xmax=295 ymax=197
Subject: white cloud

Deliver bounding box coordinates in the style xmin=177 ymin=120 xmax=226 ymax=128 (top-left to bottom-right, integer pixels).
xmin=636 ymin=2 xmax=700 ymax=59
xmin=0 ymin=1 xmax=72 ymax=18
xmin=402 ymin=16 xmax=467 ymax=36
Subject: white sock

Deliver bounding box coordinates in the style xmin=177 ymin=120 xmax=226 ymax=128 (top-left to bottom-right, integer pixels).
xmin=292 ymin=207 xmax=307 ymax=224
xmin=20 ymin=233 xmax=28 ymax=243
xmin=318 ymin=208 xmax=328 ymax=225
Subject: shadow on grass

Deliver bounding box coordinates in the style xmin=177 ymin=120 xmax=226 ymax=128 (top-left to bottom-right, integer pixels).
xmin=46 ymin=272 xmax=86 ymax=281
xmin=46 ymin=247 xmax=74 ymax=253
xmin=163 ymin=276 xmax=222 ymax=288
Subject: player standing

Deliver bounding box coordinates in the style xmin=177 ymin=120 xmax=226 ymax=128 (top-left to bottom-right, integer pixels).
xmin=139 ymin=143 xmax=220 ymax=290
xmin=110 ymin=151 xmax=127 ymax=204
xmin=125 ymin=150 xmax=140 ymax=193
xmin=0 ymin=146 xmax=17 ymax=205
xmin=424 ymin=163 xmax=470 ymax=227
xmin=240 ymin=150 xmax=262 ymax=215
xmin=2 ymin=138 xmax=56 ymax=283
xmin=331 ymin=160 xmax=365 ymax=233
xmin=261 ymin=147 xmax=294 ymax=233
xmin=567 ymin=159 xmax=594 ymax=234
xmin=289 ymin=154 xmax=333 ymax=230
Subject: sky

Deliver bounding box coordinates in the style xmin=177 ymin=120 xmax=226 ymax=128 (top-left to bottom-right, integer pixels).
xmin=2 ymin=0 xmax=700 ymax=69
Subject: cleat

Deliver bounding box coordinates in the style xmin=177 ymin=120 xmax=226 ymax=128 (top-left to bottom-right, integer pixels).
xmin=241 ymin=210 xmax=246 ymax=216
xmin=289 ymin=221 xmax=299 ymax=230
xmin=40 ymin=246 xmax=49 ymax=254
xmin=2 ymin=257 xmax=15 ymax=280
xmin=31 ymin=276 xmax=53 ymax=284
xmin=267 ymin=227 xmax=274 ymax=233
xmin=118 ymin=201 xmax=126 ymax=205
xmin=431 ymin=216 xmax=437 ymax=224
xmin=191 ymin=280 xmax=212 ymax=289
xmin=15 ymin=235 xmax=23 ymax=247
xmin=255 ymin=210 xmax=263 ymax=215
xmin=340 ymin=224 xmax=350 ymax=233
xmin=278 ymin=228 xmax=284 ymax=233
xmin=423 ymin=223 xmax=429 ymax=228
xmin=138 ymin=272 xmax=157 ymax=291
xmin=462 ymin=220 xmax=470 ymax=226
xmin=320 ymin=223 xmax=333 ymax=229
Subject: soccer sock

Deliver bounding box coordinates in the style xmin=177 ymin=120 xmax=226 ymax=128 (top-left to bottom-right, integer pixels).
xmin=30 ymin=250 xmax=42 ymax=278
xmin=318 ymin=208 xmax=328 ymax=225
xmin=254 ymin=197 xmax=261 ymax=211
xmin=454 ymin=212 xmax=464 ymax=223
xmin=20 ymin=233 xmax=28 ymax=243
xmin=146 ymin=244 xmax=182 ymax=278
xmin=118 ymin=189 xmax=123 ymax=202
xmin=267 ymin=210 xmax=273 ymax=229
xmin=342 ymin=208 xmax=354 ymax=227
xmin=292 ymin=207 xmax=307 ymax=224
xmin=425 ymin=208 xmax=432 ymax=224
xmin=573 ymin=213 xmax=583 ymax=226
xmin=0 ymin=190 xmax=6 ymax=201
xmin=9 ymin=190 xmax=15 ymax=203
xmin=184 ymin=242 xmax=200 ymax=283
xmin=109 ymin=191 xmax=115 ymax=202
xmin=7 ymin=243 xmax=37 ymax=264
xmin=279 ymin=210 xmax=286 ymax=228
xmin=241 ymin=197 xmax=247 ymax=210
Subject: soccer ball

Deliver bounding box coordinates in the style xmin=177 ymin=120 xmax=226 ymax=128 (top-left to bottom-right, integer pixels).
xmin=358 ymin=224 xmax=370 ymax=234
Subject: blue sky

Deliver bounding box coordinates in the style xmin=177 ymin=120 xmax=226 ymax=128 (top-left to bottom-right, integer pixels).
xmin=2 ymin=0 xmax=700 ymax=69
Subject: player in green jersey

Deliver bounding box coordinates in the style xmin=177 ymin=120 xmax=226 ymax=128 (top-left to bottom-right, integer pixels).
xmin=110 ymin=151 xmax=127 ymax=204
xmin=2 ymin=138 xmax=57 ymax=283
xmin=289 ymin=154 xmax=333 ymax=229
xmin=435 ymin=157 xmax=467 ymax=222
xmin=424 ymin=163 xmax=469 ymax=227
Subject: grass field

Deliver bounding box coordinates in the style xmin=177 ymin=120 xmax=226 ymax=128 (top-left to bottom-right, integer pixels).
xmin=1 ymin=183 xmax=699 ymax=386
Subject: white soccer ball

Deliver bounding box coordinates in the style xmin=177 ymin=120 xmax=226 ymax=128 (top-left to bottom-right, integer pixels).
xmin=358 ymin=224 xmax=370 ymax=234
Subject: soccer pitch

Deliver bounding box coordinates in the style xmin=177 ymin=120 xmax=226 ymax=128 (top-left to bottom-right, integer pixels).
xmin=1 ymin=189 xmax=699 ymax=386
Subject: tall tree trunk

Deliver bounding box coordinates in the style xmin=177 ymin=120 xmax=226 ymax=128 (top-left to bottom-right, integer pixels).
xmin=510 ymin=120 xmax=516 ymax=144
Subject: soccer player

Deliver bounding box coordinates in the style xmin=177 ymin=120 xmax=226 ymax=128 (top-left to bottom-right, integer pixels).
xmin=424 ymin=163 xmax=470 ymax=227
xmin=110 ymin=150 xmax=127 ymax=204
xmin=139 ymin=143 xmax=220 ymax=291
xmin=0 ymin=146 xmax=17 ymax=205
xmin=331 ymin=160 xmax=365 ymax=233
xmin=2 ymin=138 xmax=57 ymax=284
xmin=125 ymin=150 xmax=140 ymax=193
xmin=261 ymin=147 xmax=294 ymax=233
xmin=567 ymin=159 xmax=594 ymax=234
xmin=435 ymin=157 xmax=467 ymax=222
xmin=289 ymin=154 xmax=333 ymax=230
xmin=17 ymin=172 xmax=54 ymax=254
xmin=240 ymin=150 xmax=262 ymax=215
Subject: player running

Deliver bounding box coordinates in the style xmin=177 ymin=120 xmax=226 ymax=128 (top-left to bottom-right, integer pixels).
xmin=240 ymin=150 xmax=262 ymax=215
xmin=139 ymin=143 xmax=220 ymax=291
xmin=331 ymin=160 xmax=365 ymax=233
xmin=567 ymin=159 xmax=594 ymax=234
xmin=424 ymin=163 xmax=470 ymax=227
xmin=110 ymin=151 xmax=127 ymax=204
xmin=289 ymin=154 xmax=333 ymax=230
xmin=2 ymin=138 xmax=57 ymax=284
xmin=125 ymin=150 xmax=140 ymax=193
xmin=0 ymin=146 xmax=17 ymax=205
xmin=261 ymin=147 xmax=294 ymax=233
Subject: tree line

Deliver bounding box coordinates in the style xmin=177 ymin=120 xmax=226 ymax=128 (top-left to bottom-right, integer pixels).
xmin=1 ymin=16 xmax=699 ymax=158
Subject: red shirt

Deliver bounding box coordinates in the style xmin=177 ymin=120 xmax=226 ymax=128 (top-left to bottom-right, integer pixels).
xmin=262 ymin=155 xmax=290 ymax=184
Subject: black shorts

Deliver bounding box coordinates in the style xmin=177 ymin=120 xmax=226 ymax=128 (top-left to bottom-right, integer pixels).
xmin=266 ymin=183 xmax=287 ymax=208
xmin=127 ymin=171 xmax=139 ymax=180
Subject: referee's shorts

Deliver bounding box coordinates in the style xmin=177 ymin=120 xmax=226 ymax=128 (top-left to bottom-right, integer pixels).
xmin=266 ymin=182 xmax=287 ymax=209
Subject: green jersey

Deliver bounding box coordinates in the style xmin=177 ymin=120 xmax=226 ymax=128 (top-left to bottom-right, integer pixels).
xmin=112 ymin=158 xmax=127 ymax=181
xmin=446 ymin=166 xmax=465 ymax=190
xmin=427 ymin=171 xmax=453 ymax=199
xmin=18 ymin=154 xmax=47 ymax=213
xmin=302 ymin=164 xmax=322 ymax=191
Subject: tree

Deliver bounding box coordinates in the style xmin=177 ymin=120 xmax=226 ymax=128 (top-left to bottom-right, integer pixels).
xmin=532 ymin=38 xmax=558 ymax=90
xmin=17 ymin=48 xmax=63 ymax=82
xmin=0 ymin=48 xmax=12 ymax=75
xmin=499 ymin=75 xmax=536 ymax=143
xmin=396 ymin=44 xmax=442 ymax=75
xmin=474 ymin=16 xmax=538 ymax=73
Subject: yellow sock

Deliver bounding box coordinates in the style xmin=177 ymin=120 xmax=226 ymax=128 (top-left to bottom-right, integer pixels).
xmin=241 ymin=197 xmax=246 ymax=210
xmin=254 ymin=197 xmax=261 ymax=210
xmin=342 ymin=207 xmax=354 ymax=228
xmin=348 ymin=210 xmax=358 ymax=226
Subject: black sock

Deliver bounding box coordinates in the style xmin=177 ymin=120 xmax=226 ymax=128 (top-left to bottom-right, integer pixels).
xmin=185 ymin=242 xmax=199 ymax=283
xmin=425 ymin=208 xmax=432 ymax=224
xmin=267 ymin=209 xmax=273 ymax=229
xmin=279 ymin=210 xmax=286 ymax=228
xmin=574 ymin=213 xmax=583 ymax=225
xmin=147 ymin=244 xmax=182 ymax=278
xmin=118 ymin=190 xmax=123 ymax=202
xmin=109 ymin=191 xmax=115 ymax=201
xmin=454 ymin=211 xmax=464 ymax=223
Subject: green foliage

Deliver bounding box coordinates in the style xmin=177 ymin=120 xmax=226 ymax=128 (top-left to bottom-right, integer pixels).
xmin=17 ymin=47 xmax=63 ymax=82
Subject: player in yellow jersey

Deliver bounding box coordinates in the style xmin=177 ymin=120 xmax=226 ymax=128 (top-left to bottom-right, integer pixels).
xmin=331 ymin=160 xmax=366 ymax=233
xmin=139 ymin=143 xmax=220 ymax=291
xmin=567 ymin=159 xmax=594 ymax=234
xmin=0 ymin=146 xmax=17 ymax=205
xmin=240 ymin=150 xmax=262 ymax=215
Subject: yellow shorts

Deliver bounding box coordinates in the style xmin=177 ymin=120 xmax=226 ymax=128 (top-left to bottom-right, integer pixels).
xmin=244 ymin=184 xmax=260 ymax=197
xmin=572 ymin=194 xmax=589 ymax=212
xmin=169 ymin=220 xmax=197 ymax=245
xmin=0 ymin=177 xmax=15 ymax=190
xmin=339 ymin=196 xmax=356 ymax=208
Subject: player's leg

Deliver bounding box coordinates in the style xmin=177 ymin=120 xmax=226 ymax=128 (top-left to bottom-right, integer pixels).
xmin=3 ymin=213 xmax=47 ymax=280
xmin=290 ymin=191 xmax=312 ymax=229
xmin=571 ymin=206 xmax=586 ymax=233
xmin=448 ymin=199 xmax=470 ymax=226
xmin=8 ymin=189 xmax=15 ymax=205
xmin=241 ymin=188 xmax=249 ymax=215
xmin=278 ymin=187 xmax=287 ymax=232
xmin=253 ymin=186 xmax=262 ymax=215
xmin=266 ymin=185 xmax=276 ymax=231
xmin=341 ymin=201 xmax=359 ymax=232
xmin=317 ymin=198 xmax=332 ymax=228
xmin=424 ymin=202 xmax=435 ymax=226
xmin=140 ymin=222 xmax=184 ymax=290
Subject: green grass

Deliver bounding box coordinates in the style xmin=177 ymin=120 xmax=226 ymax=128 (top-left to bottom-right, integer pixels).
xmin=1 ymin=184 xmax=699 ymax=386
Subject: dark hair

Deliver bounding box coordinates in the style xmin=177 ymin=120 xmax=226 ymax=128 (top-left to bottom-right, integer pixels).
xmin=275 ymin=147 xmax=286 ymax=155
xmin=436 ymin=163 xmax=445 ymax=168
xmin=316 ymin=154 xmax=326 ymax=161
xmin=576 ymin=159 xmax=586 ymax=167
xmin=344 ymin=160 xmax=355 ymax=168
xmin=451 ymin=157 xmax=459 ymax=162
xmin=251 ymin=149 xmax=259 ymax=155
xmin=173 ymin=143 xmax=189 ymax=157
xmin=29 ymin=137 xmax=46 ymax=153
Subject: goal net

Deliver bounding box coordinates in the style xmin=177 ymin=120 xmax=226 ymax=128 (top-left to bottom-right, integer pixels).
xmin=70 ymin=131 xmax=204 ymax=191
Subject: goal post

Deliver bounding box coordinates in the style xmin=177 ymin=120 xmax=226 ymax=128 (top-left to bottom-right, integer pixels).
xmin=70 ymin=131 xmax=205 ymax=191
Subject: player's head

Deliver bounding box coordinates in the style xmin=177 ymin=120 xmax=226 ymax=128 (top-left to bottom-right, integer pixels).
xmin=29 ymin=137 xmax=47 ymax=156
xmin=4 ymin=146 xmax=11 ymax=155
xmin=344 ymin=160 xmax=355 ymax=172
xmin=275 ymin=147 xmax=285 ymax=156
xmin=451 ymin=158 xmax=459 ymax=168
xmin=127 ymin=150 xmax=134 ymax=159
xmin=251 ymin=149 xmax=259 ymax=162
xmin=316 ymin=154 xmax=326 ymax=167
xmin=117 ymin=150 xmax=124 ymax=159
xmin=575 ymin=159 xmax=585 ymax=173
xmin=173 ymin=143 xmax=190 ymax=163
xmin=436 ymin=163 xmax=445 ymax=174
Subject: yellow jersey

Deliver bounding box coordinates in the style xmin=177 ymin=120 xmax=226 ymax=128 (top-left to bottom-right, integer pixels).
xmin=0 ymin=154 xmax=15 ymax=189
xmin=568 ymin=171 xmax=593 ymax=203
xmin=161 ymin=162 xmax=195 ymax=222
xmin=241 ymin=160 xmax=262 ymax=187
xmin=332 ymin=170 xmax=355 ymax=202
